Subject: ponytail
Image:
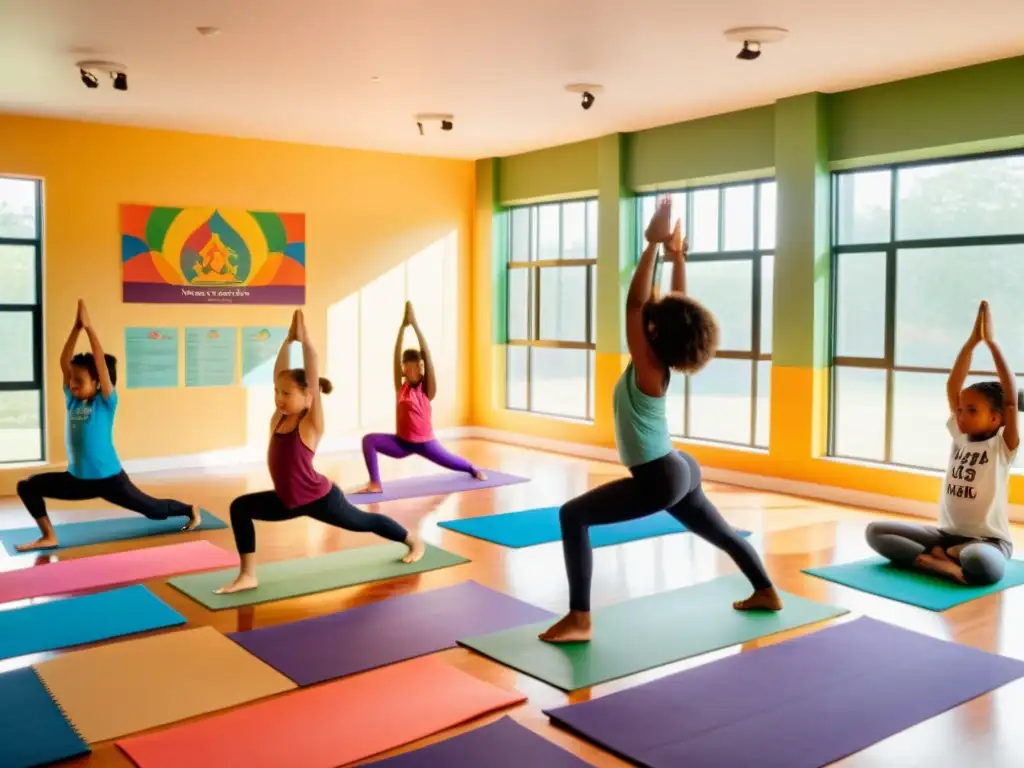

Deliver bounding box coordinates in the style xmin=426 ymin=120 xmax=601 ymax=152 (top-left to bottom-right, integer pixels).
xmin=282 ymin=368 xmax=333 ymax=395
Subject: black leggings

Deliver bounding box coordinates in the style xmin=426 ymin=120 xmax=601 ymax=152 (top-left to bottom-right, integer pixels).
xmin=228 ymin=484 xmax=408 ymax=555
xmin=17 ymin=471 xmax=191 ymax=521
xmin=560 ymin=451 xmax=773 ymax=611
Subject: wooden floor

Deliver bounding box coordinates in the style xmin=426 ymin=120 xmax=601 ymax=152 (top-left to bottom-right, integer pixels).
xmin=2 ymin=439 xmax=1023 ymax=767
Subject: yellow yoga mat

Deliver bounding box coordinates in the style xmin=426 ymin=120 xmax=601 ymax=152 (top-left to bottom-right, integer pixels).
xmin=34 ymin=626 xmax=296 ymax=743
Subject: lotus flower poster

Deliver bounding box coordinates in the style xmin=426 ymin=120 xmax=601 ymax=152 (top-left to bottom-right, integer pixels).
xmin=121 ymin=204 xmax=305 ymax=304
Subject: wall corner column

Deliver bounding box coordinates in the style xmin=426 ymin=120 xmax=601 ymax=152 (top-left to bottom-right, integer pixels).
xmin=472 ymin=158 xmax=507 ymax=423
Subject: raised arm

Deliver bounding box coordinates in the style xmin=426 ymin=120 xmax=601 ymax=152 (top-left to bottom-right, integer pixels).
xmin=981 ymin=303 xmax=1019 ymax=451
xmin=947 ymin=303 xmax=983 ymax=412
xmin=406 ymin=303 xmax=437 ymax=400
xmin=665 ymin=220 xmax=687 ymax=295
xmin=275 ymin=312 xmax=297 ymax=381
xmin=78 ymin=301 xmax=113 ymax=400
xmin=61 ymin=307 xmax=83 ymax=388
xmin=394 ymin=306 xmax=407 ymax=392
xmin=294 ymin=310 xmax=324 ymax=435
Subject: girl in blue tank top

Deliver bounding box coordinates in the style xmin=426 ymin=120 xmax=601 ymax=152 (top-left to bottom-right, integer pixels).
xmin=540 ymin=198 xmax=781 ymax=644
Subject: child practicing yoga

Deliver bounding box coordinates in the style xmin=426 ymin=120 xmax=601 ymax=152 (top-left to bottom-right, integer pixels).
xmin=539 ymin=197 xmax=781 ymax=644
xmin=356 ymin=300 xmax=485 ymax=493
xmin=215 ymin=309 xmax=423 ymax=594
xmin=15 ymin=300 xmax=200 ymax=551
xmin=866 ymin=301 xmax=1017 ymax=585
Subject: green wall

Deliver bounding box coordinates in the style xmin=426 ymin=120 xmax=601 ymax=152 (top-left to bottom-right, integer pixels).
xmin=498 ymin=139 xmax=599 ymax=204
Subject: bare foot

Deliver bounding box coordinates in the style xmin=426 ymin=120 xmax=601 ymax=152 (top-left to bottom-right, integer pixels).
xmin=539 ymin=611 xmax=593 ymax=643
xmin=915 ymin=553 xmax=967 ymax=584
xmin=356 ymin=482 xmax=383 ymax=494
xmin=733 ymin=587 xmax=784 ymax=611
xmin=402 ymin=535 xmax=426 ymax=563
xmin=15 ymin=536 xmax=58 ymax=552
xmin=214 ymin=573 xmax=259 ymax=594
xmin=944 ymin=544 xmax=966 ymax=561
xmin=182 ymin=505 xmax=202 ymax=532
xmin=472 ymin=469 xmax=487 ymax=481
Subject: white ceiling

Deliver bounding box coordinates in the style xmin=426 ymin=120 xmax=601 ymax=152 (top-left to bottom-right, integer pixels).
xmin=1 ymin=0 xmax=1023 ymax=159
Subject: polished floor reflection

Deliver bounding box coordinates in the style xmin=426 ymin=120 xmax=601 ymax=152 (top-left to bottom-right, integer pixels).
xmin=1 ymin=439 xmax=1022 ymax=767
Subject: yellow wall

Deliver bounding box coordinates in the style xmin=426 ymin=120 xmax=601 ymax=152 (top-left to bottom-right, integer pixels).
xmin=0 ymin=115 xmax=474 ymax=495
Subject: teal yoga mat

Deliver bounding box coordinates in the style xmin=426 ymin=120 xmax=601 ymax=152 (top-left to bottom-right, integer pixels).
xmin=439 ymin=507 xmax=750 ymax=548
xmin=169 ymin=543 xmax=469 ymax=609
xmin=804 ymin=556 xmax=1024 ymax=611
xmin=0 ymin=585 xmax=186 ymax=661
xmin=0 ymin=509 xmax=226 ymax=554
xmin=459 ymin=574 xmax=848 ymax=690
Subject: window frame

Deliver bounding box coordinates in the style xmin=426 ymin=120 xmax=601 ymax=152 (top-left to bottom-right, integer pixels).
xmin=635 ymin=177 xmax=775 ymax=449
xmin=505 ymin=197 xmax=598 ymax=421
xmin=0 ymin=175 xmax=45 ymax=464
xmin=828 ymin=147 xmax=1024 ymax=471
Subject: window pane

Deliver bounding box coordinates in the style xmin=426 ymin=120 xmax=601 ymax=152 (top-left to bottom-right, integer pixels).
xmin=835 ymin=251 xmax=886 ymax=358
xmin=691 ymin=189 xmax=719 ymax=252
xmin=0 ymin=311 xmax=35 ymax=382
xmin=891 ymin=371 xmax=951 ymax=470
xmin=537 ymin=205 xmax=559 ymax=260
xmin=759 ymin=181 xmax=776 ymax=250
xmin=506 ymin=346 xmax=527 ymax=410
xmin=836 ymin=170 xmax=891 ymax=245
xmin=0 ymin=244 xmax=37 ymax=304
xmin=589 ymin=265 xmax=597 ymax=345
xmin=507 ymin=268 xmax=530 ymax=340
xmin=755 ymin=360 xmax=771 ymax=448
xmin=897 ymin=155 xmax=1024 ymax=241
xmin=666 ymin=370 xmax=685 ymax=437
xmin=0 ymin=177 xmax=37 ymax=239
xmin=586 ymin=200 xmax=598 ymax=258
xmin=638 ymin=196 xmax=658 ymax=250
xmin=723 ymin=184 xmax=755 ymax=251
xmin=895 ymin=245 xmax=1024 ymax=370
xmin=833 ymin=366 xmax=887 ymax=461
xmin=689 ymin=359 xmax=752 ymax=444
xmin=562 ymin=201 xmax=587 ymax=259
xmin=760 ymin=255 xmax=774 ymax=355
xmin=669 ymin=192 xmax=687 ymax=232
xmin=0 ymin=390 xmax=42 ymax=463
xmin=530 ymin=347 xmax=588 ymax=419
xmin=687 ymin=260 xmax=753 ymax=352
xmin=510 ymin=208 xmax=531 ymax=262
xmin=538 ymin=266 xmax=587 ymax=343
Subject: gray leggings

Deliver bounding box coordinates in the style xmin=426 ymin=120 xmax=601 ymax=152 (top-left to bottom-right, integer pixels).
xmin=865 ymin=521 xmax=1011 ymax=585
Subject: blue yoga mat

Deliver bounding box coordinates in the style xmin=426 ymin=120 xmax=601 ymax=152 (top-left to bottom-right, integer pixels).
xmin=0 ymin=585 xmax=186 ymax=661
xmin=0 ymin=667 xmax=90 ymax=766
xmin=804 ymin=556 xmax=1024 ymax=611
xmin=438 ymin=507 xmax=750 ymax=548
xmin=0 ymin=509 xmax=226 ymax=554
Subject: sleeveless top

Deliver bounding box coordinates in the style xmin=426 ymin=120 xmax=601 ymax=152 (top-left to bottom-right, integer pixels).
xmin=613 ymin=361 xmax=674 ymax=468
xmin=268 ymin=414 xmax=332 ymax=509
xmin=396 ymin=382 xmax=434 ymax=443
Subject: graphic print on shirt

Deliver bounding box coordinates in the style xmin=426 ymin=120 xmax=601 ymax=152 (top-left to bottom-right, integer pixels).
xmin=946 ymin=446 xmax=989 ymax=501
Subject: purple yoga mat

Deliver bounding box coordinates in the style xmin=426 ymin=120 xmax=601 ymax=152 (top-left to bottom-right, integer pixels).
xmin=546 ymin=617 xmax=1024 ymax=767
xmin=345 ymin=470 xmax=528 ymax=504
xmin=228 ymin=581 xmax=554 ymax=686
xmin=365 ymin=716 xmax=590 ymax=766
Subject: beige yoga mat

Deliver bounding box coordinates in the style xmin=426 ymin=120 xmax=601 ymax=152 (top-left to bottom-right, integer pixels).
xmin=34 ymin=626 xmax=296 ymax=743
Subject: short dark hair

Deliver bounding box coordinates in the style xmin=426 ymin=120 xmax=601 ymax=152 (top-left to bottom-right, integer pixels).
xmin=70 ymin=352 xmax=118 ymax=387
xmin=280 ymin=367 xmax=333 ymax=395
xmin=402 ymin=349 xmax=422 ymax=364
xmin=642 ymin=296 xmax=719 ymax=374
xmin=966 ymin=381 xmax=1006 ymax=412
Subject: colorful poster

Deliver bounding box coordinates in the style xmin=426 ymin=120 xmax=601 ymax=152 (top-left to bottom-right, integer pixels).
xmin=124 ymin=328 xmax=179 ymax=389
xmin=241 ymin=327 xmax=301 ymax=387
xmin=185 ymin=327 xmax=237 ymax=388
xmin=121 ymin=205 xmax=305 ymax=305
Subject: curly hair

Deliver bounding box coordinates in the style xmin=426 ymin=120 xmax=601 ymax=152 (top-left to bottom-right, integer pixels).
xmin=642 ymin=295 xmax=719 ymax=374
xmin=965 ymin=381 xmax=1005 ymax=412
xmin=70 ymin=352 xmax=119 ymax=387
xmin=402 ymin=349 xmax=422 ymax=364
xmin=281 ymin=368 xmax=334 ymax=395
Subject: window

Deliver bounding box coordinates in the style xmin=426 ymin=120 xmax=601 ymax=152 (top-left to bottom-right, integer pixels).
xmin=506 ymin=199 xmax=597 ymax=420
xmin=0 ymin=176 xmax=44 ymax=464
xmin=830 ymin=151 xmax=1024 ymax=470
xmin=635 ymin=180 xmax=776 ymax=448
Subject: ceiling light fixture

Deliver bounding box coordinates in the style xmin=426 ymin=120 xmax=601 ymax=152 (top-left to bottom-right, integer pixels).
xmin=565 ymin=83 xmax=603 ymax=111
xmin=196 ymin=26 xmax=221 ymax=37
xmin=76 ymin=60 xmax=128 ymax=91
xmin=414 ymin=113 xmax=454 ymax=135
xmin=723 ymin=26 xmax=788 ymax=60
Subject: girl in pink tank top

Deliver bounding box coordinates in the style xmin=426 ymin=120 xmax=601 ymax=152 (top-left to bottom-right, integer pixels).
xmin=215 ymin=310 xmax=423 ymax=595
xmin=356 ymin=301 xmax=486 ymax=494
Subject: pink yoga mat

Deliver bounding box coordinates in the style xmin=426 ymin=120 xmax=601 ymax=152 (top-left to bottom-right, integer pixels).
xmin=0 ymin=541 xmax=238 ymax=604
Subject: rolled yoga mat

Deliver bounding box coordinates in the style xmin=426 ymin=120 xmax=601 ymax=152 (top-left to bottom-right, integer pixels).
xmin=229 ymin=580 xmax=554 ymax=685
xmin=116 ymin=655 xmax=526 ymax=768
xmin=34 ymin=626 xmax=296 ymax=743
xmin=0 ymin=509 xmax=226 ymax=554
xmin=0 ymin=585 xmax=185 ymax=661
xmin=544 ymin=616 xmax=1024 ymax=767
xmin=169 ymin=542 xmax=468 ymax=610
xmin=0 ymin=540 xmax=238 ymax=604
xmin=0 ymin=667 xmax=90 ymax=767
xmin=804 ymin=556 xmax=1024 ymax=611
xmin=439 ymin=507 xmax=751 ymax=548
xmin=345 ymin=469 xmax=528 ymax=504
xmin=365 ymin=716 xmax=591 ymax=767
xmin=459 ymin=573 xmax=848 ymax=691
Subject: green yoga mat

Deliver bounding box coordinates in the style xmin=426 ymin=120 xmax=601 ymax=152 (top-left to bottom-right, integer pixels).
xmin=458 ymin=574 xmax=848 ymax=691
xmin=168 ymin=543 xmax=469 ymax=610
xmin=804 ymin=556 xmax=1024 ymax=611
